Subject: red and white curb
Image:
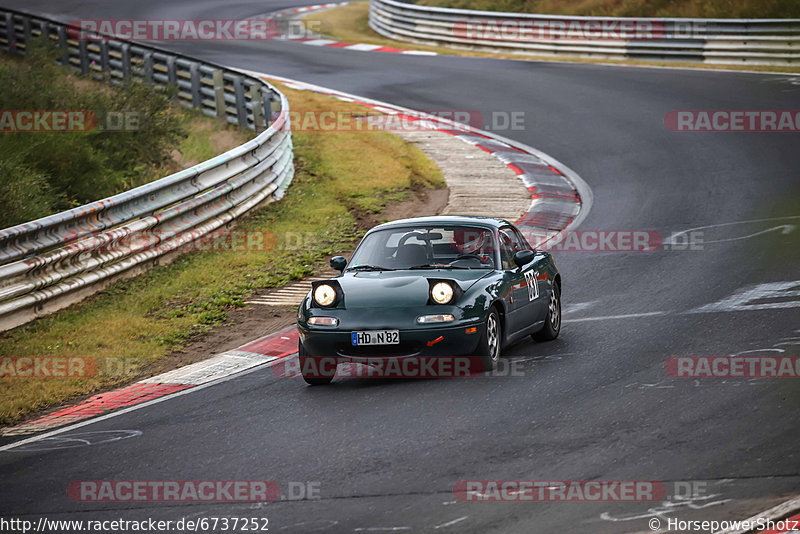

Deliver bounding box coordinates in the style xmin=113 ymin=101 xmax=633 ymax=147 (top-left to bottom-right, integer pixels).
xmin=1 ymin=327 xmax=299 ymax=438
xmin=283 ymin=37 xmax=436 ymax=55
xmin=258 ymin=73 xmax=591 ymax=246
xmin=266 ymin=2 xmax=437 ymax=55
xmin=288 ymin=2 xmax=345 ymax=14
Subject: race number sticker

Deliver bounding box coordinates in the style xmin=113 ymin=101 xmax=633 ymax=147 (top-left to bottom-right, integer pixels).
xmin=525 ymin=270 xmax=539 ymax=301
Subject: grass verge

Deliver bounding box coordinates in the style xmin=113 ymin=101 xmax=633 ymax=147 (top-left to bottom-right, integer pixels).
xmin=305 ymin=2 xmax=800 ymax=74
xmin=0 ymin=81 xmax=445 ymax=426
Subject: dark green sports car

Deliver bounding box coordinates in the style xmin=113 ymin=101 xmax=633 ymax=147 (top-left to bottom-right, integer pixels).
xmin=296 ymin=216 xmax=561 ymax=385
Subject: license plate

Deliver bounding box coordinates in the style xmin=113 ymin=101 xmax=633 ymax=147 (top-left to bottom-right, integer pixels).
xmin=351 ymin=330 xmax=399 ymax=346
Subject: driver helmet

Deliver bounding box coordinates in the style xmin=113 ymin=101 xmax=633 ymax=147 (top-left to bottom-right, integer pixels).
xmin=451 ymin=229 xmax=490 ymax=255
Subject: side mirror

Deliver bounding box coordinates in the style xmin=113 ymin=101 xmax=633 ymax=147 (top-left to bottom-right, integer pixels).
xmin=330 ymin=256 xmax=347 ymax=272
xmin=513 ymin=250 xmax=535 ymax=268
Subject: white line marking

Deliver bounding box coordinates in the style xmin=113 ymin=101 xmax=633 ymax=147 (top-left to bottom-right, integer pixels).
xmin=433 ymin=516 xmax=468 ymax=529
xmin=563 ymin=311 xmax=666 ymax=323
xmin=370 ymin=106 xmax=399 ymax=115
xmin=354 ymin=528 xmax=411 ymax=532
xmin=563 ymin=301 xmax=596 ymax=315
xmin=0 ymin=354 xmax=292 ymax=452
xmin=664 ymin=216 xmax=800 ymax=246
xmin=345 ymin=43 xmax=383 ymax=51
xmin=731 ymin=348 xmax=785 ymax=356
xmin=700 ymin=224 xmax=795 ymax=244
xmin=138 ymin=353 xmax=276 ymax=385
xmin=692 ymin=280 xmax=800 ymax=313
xmin=714 ymin=495 xmax=800 ymax=534
xmin=303 ymin=39 xmax=337 ymax=46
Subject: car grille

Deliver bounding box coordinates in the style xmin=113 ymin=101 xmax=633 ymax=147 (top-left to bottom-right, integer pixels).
xmin=337 ymin=342 xmax=422 ymax=358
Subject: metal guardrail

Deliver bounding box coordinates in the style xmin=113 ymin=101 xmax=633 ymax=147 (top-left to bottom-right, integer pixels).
xmin=0 ymin=8 xmax=295 ymax=331
xmin=369 ymin=0 xmax=800 ymax=65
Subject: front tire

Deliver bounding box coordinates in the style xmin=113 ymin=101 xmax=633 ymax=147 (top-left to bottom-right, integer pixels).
xmin=299 ymin=340 xmax=335 ymax=385
xmin=474 ymin=307 xmax=502 ymax=372
xmin=533 ymin=284 xmax=561 ymax=341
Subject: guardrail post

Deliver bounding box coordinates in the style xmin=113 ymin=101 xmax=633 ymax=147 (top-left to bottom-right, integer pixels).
xmin=99 ymin=40 xmax=109 ymax=77
xmin=266 ymin=91 xmax=277 ymax=127
xmin=233 ymin=75 xmax=248 ymax=129
xmin=120 ymin=43 xmax=131 ymax=81
xmin=56 ymin=25 xmax=68 ymax=66
xmin=30 ymin=19 xmax=44 ymax=41
xmin=189 ymin=62 xmax=201 ymax=108
xmin=212 ymin=69 xmax=226 ymax=119
xmin=143 ymin=51 xmax=153 ymax=84
xmin=20 ymin=16 xmax=30 ymax=52
xmin=78 ymin=39 xmax=89 ymax=73
xmin=165 ymin=56 xmax=177 ymax=86
xmin=45 ymin=21 xmax=56 ymax=44
xmin=3 ymin=13 xmax=15 ymax=52
xmin=250 ymin=83 xmax=264 ymax=131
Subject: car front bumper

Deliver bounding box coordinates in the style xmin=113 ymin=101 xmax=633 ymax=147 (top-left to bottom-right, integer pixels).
xmin=298 ymin=313 xmax=484 ymax=360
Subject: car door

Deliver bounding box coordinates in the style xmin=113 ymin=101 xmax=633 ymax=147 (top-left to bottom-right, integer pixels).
xmin=511 ymin=226 xmax=549 ymax=323
xmin=498 ymin=227 xmax=535 ymax=336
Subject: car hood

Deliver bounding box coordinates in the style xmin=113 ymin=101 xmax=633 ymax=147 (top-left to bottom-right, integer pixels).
xmin=337 ymin=269 xmax=491 ymax=308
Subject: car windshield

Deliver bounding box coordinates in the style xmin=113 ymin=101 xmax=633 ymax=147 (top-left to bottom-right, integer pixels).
xmin=347 ymin=225 xmax=497 ymax=270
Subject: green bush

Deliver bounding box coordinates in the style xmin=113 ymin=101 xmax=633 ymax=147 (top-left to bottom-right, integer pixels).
xmin=0 ymin=42 xmax=187 ymax=228
xmin=0 ymin=156 xmax=59 ymax=224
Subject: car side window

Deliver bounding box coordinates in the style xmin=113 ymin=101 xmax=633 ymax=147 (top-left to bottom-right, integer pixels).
xmin=511 ymin=227 xmax=533 ymax=252
xmin=499 ymin=228 xmax=518 ymax=270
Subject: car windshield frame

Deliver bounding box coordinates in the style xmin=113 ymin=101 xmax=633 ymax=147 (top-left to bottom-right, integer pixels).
xmin=346 ymin=224 xmax=500 ymax=271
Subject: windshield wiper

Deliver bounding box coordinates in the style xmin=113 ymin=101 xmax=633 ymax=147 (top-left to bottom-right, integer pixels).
xmin=408 ymin=264 xmax=471 ymax=270
xmin=346 ymin=264 xmax=396 ymax=272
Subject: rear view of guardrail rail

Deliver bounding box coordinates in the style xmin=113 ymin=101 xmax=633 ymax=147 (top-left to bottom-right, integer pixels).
xmin=370 ymin=0 xmax=800 ymax=65
xmin=0 ymin=8 xmax=294 ymax=331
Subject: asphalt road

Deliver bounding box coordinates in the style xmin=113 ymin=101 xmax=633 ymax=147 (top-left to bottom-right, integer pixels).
xmin=1 ymin=1 xmax=799 ymax=532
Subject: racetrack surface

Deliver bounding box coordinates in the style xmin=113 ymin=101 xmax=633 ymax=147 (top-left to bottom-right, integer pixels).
xmin=1 ymin=1 xmax=799 ymax=532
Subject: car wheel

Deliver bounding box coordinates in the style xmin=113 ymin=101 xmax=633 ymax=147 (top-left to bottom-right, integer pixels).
xmin=299 ymin=340 xmax=335 ymax=386
xmin=533 ymin=284 xmax=561 ymax=341
xmin=474 ymin=307 xmax=502 ymax=371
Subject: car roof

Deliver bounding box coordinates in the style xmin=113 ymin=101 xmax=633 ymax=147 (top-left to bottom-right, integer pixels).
xmin=369 ymin=215 xmax=513 ymax=233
